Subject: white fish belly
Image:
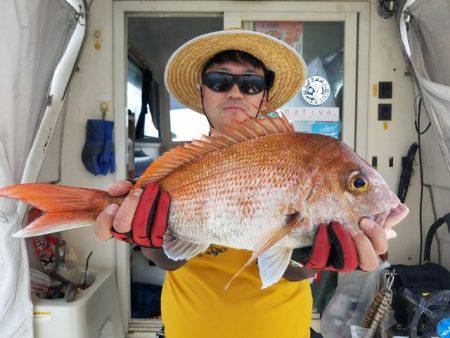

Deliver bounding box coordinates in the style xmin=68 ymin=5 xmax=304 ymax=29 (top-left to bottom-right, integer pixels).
xmin=167 ymin=187 xmax=312 ymax=250
xmin=167 ymin=200 xmax=284 ymax=250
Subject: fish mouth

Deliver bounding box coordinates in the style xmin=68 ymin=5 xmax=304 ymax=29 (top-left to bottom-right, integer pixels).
xmin=367 ymin=202 xmax=409 ymax=230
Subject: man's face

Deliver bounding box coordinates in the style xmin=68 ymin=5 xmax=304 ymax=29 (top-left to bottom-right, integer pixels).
xmin=200 ymin=61 xmax=268 ymax=131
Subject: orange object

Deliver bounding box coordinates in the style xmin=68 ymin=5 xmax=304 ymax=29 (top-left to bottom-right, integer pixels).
xmin=0 ymin=114 xmax=408 ymax=289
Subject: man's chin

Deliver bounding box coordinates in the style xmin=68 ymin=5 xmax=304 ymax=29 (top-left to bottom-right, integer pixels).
xmin=222 ymin=109 xmax=255 ymax=121
xmin=224 ymin=117 xmax=247 ymax=126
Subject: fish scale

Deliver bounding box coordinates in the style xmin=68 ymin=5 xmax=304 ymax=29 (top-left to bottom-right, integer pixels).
xmin=165 ymin=160 xmax=301 ymax=248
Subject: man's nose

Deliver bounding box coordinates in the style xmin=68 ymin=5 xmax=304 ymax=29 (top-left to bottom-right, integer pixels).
xmin=226 ymin=83 xmax=244 ymax=99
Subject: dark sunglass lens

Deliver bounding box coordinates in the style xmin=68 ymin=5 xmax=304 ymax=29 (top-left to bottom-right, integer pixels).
xmin=204 ymin=73 xmax=233 ymax=92
xmin=237 ymin=75 xmax=266 ymax=95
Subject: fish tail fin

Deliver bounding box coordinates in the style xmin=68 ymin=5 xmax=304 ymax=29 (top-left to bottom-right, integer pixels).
xmin=0 ymin=184 xmax=118 ymax=238
xmin=13 ymin=211 xmax=96 ymax=238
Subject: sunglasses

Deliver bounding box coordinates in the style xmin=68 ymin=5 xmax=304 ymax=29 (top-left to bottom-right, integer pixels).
xmin=202 ymin=72 xmax=268 ymax=95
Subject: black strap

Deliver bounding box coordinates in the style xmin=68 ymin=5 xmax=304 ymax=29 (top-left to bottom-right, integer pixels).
xmin=200 ymin=85 xmax=215 ymax=129
xmin=254 ymin=90 xmax=267 ymax=119
xmin=424 ymin=213 xmax=450 ymax=262
xmin=397 ymin=143 xmax=418 ymax=203
xmin=126 ymin=178 xmax=137 ymax=185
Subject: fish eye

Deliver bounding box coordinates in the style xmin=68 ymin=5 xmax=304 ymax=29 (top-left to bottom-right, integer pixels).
xmin=348 ymin=172 xmax=371 ymax=193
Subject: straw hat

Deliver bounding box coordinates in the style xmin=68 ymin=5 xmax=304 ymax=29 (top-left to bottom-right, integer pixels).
xmin=164 ymin=29 xmax=307 ymax=114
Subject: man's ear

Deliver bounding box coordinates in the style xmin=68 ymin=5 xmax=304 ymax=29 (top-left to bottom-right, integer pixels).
xmin=196 ymin=83 xmax=202 ymax=98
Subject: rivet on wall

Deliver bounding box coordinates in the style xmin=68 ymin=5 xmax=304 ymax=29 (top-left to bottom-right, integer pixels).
xmin=94 ymin=29 xmax=103 ymax=50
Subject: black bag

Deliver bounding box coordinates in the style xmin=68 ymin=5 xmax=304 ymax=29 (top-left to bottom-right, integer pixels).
xmin=390 ymin=263 xmax=450 ymax=326
xmin=389 ymin=214 xmax=450 ymax=331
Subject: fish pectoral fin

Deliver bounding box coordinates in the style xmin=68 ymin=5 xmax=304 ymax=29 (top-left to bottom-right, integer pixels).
xmin=253 ymin=214 xmax=301 ymax=257
xmin=162 ymin=231 xmax=210 ymax=261
xmin=224 ymin=215 xmax=302 ymax=291
xmin=258 ymin=248 xmax=293 ymax=289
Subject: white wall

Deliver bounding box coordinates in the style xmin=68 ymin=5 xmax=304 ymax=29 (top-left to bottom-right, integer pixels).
xmin=57 ymin=0 xmax=449 ymax=272
xmin=366 ymin=0 xmax=450 ymax=268
xmin=365 ymin=1 xmax=418 ymax=264
xmin=59 ymin=0 xmax=117 ymax=270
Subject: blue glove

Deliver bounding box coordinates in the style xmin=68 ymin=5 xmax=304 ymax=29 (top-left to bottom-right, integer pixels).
xmin=81 ymin=119 xmax=115 ymax=175
xmin=101 ymin=120 xmax=115 ymax=175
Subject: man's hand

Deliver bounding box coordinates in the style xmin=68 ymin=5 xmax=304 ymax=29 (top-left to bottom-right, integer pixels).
xmin=94 ymin=180 xmax=170 ymax=248
xmin=348 ymin=218 xmax=388 ymax=271
xmin=94 ymin=179 xmax=140 ymax=241
xmin=291 ymin=219 xmax=390 ymax=272
xmin=94 ymin=180 xmax=187 ymax=271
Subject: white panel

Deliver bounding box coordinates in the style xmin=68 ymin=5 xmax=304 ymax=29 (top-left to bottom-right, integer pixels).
xmin=115 ymin=1 xmax=369 ymax=13
xmin=223 ymin=11 xmax=242 ymax=28
xmin=342 ymin=12 xmax=357 ymax=148
xmin=114 ymin=2 xmax=131 ymax=332
xmin=355 ymin=5 xmax=370 ymax=158
xmin=240 ymin=11 xmax=347 ymax=21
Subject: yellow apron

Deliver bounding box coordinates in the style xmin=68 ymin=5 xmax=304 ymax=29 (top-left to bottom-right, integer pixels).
xmin=161 ymin=245 xmax=312 ymax=338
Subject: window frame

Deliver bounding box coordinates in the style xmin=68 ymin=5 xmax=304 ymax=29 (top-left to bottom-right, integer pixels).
xmin=113 ymin=1 xmax=370 ymax=332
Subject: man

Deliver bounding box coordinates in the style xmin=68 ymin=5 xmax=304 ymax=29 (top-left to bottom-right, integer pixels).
xmin=95 ymin=30 xmax=389 ymax=337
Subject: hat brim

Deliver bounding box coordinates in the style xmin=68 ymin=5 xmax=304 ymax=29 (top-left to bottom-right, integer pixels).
xmin=164 ymin=30 xmax=307 ymax=114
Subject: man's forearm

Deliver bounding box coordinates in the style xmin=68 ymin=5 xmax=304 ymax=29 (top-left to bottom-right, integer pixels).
xmin=282 ymin=263 xmax=316 ymax=282
xmin=141 ymin=247 xmax=187 ymax=271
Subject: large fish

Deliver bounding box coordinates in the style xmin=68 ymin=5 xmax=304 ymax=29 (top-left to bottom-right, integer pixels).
xmin=0 ymin=114 xmax=408 ymax=289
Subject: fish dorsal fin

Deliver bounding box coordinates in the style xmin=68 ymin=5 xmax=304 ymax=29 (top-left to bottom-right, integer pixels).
xmin=135 ymin=114 xmax=294 ymax=187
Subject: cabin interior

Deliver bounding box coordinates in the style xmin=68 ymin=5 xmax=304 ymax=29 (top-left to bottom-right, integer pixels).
xmin=1 ymin=1 xmax=449 ymax=337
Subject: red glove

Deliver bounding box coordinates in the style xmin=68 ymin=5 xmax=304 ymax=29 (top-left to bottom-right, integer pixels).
xmin=291 ymin=222 xmax=359 ymax=272
xmin=110 ymin=182 xmax=170 ymax=248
